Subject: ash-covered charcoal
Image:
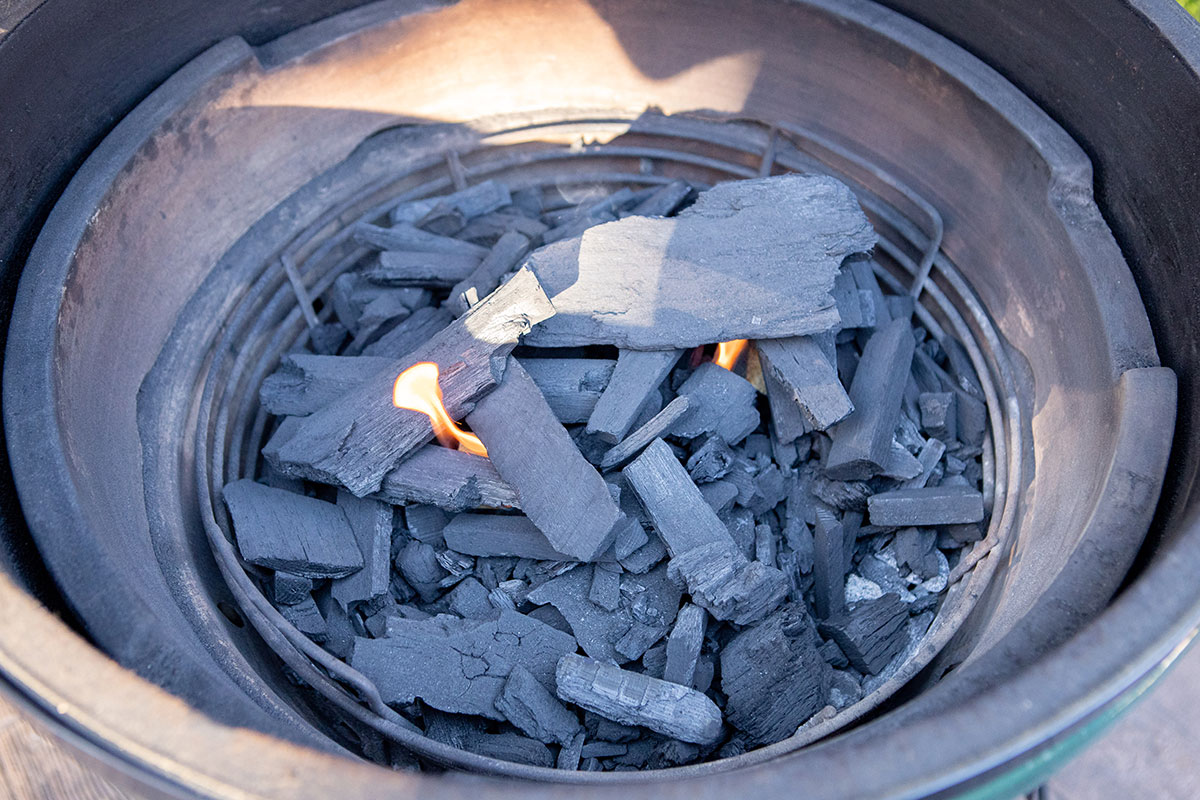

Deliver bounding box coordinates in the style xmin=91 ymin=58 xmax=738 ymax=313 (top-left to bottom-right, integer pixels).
xmin=443 ymin=514 xmax=579 ymax=561
xmin=671 ymin=363 xmax=760 ymax=446
xmin=663 ymin=603 xmax=707 ymax=686
xmin=331 ymin=491 xmax=392 ymax=610
xmin=817 ymin=594 xmax=909 ymax=675
xmin=587 ymin=349 xmax=682 ymax=444
xmin=495 ymin=664 xmax=583 ymax=745
xmin=756 ymin=335 xmax=853 ymax=431
xmin=556 ymin=654 xmax=723 ymax=745
xmin=360 ymin=305 xmax=453 ymax=358
xmin=601 ymin=395 xmax=692 ymax=471
xmin=374 ymin=445 xmax=519 ymax=512
xmin=868 ymin=486 xmax=985 ymax=527
xmin=364 ymin=250 xmax=483 ymax=288
xmin=518 ymin=357 xmax=616 ymax=425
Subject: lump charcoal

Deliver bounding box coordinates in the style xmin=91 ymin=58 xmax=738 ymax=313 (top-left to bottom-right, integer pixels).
xmin=528 ymin=604 xmax=573 ymax=636
xmin=448 ymin=577 xmax=500 ymax=620
xmin=581 ymin=741 xmax=627 ymax=759
xmin=495 ymin=664 xmax=583 ymax=745
xmin=393 ymin=180 xmax=512 ymax=225
xmin=314 ymin=588 xmax=355 ymax=658
xmin=893 ymin=527 xmax=940 ymax=578
xmin=345 ymin=293 xmax=411 ymax=353
xmin=723 ymin=458 xmax=758 ymax=507
xmin=307 ymin=321 xmax=346 ymax=355
xmin=857 ymin=553 xmax=913 ymax=602
xmin=267 ymin=268 xmax=553 ymax=496
xmin=945 ymin=522 xmax=984 ymax=545
xmin=671 ymin=363 xmax=760 ymax=446
xmin=723 ymin=507 xmax=758 ymax=560
xmin=742 ymin=433 xmax=773 ymax=461
xmin=825 ymin=318 xmax=916 ymax=480
xmin=458 ymin=211 xmax=550 ymax=244
xmin=667 ymin=542 xmax=788 ymax=625
xmin=222 ymin=480 xmax=362 ymax=578
xmin=331 ymin=491 xmax=392 ymax=609
xmin=279 ymin=595 xmax=327 ymax=641
xmin=353 ymin=221 xmax=489 ymax=258
xmin=783 ymin=519 xmax=815 ymax=574
xmin=461 ymin=731 xmax=554 ymax=768
xmin=364 ymin=250 xmax=482 ymax=288
xmin=443 ymin=514 xmax=577 ymax=561
xmin=746 ymin=464 xmax=787 ymax=515
xmin=641 ymin=644 xmax=668 ymax=679
xmin=593 ymin=718 xmax=640 ymax=743
xmin=829 ymin=670 xmax=864 ymax=710
xmin=586 ymin=349 xmax=682 ymax=444
xmin=817 ymin=594 xmax=908 ymax=675
xmin=351 ymin=610 xmax=575 ymax=717
xmin=700 ymin=480 xmax=739 ymax=514
xmin=273 ymin=571 xmax=312 ymax=605
xmin=881 ymin=440 xmax=923 ymax=481
xmin=818 ymin=638 xmax=850 ymax=670
xmin=663 ymin=603 xmax=706 ymax=686
xmin=618 ymin=531 xmax=668 ymax=575
xmin=720 ymin=604 xmax=830 ymax=745
xmin=754 ymin=523 xmax=776 ymax=568
xmin=259 ymin=354 xmax=388 ymax=417
xmin=630 ymin=179 xmax=693 ymax=216
xmin=526 ymin=563 xmax=680 ymax=664
xmin=691 ymin=438 xmax=734 ymax=482
xmin=763 ymin=361 xmax=812 ymax=445
xmin=359 ymin=305 xmax=454 ymax=358
xmin=374 ymin=445 xmax=519 ymax=512
xmin=757 ymin=336 xmax=853 ymax=431
xmin=868 ymin=486 xmax=985 ymax=526
xmin=468 ymin=358 xmax=622 ymax=561
xmin=613 ymin=515 xmax=649 ymax=560
xmin=555 ymin=654 xmax=723 ymax=745
xmin=519 ymin=357 xmax=616 ymax=424
xmin=811 ymin=475 xmax=872 ymax=512
xmin=692 ymin=654 xmax=715 ymax=693
xmin=589 ymin=564 xmax=622 ymax=611
xmin=600 ymin=395 xmax=691 ymax=471
xmin=831 ymin=268 xmax=867 ymax=329
xmin=918 ymin=391 xmax=957 ymax=442
xmin=489 ymin=586 xmax=519 ymax=612
xmin=524 ymin=175 xmax=875 ymax=348
xmin=404 ymin=504 xmax=449 ymax=545
xmin=902 ymin=437 xmax=947 ymax=490
xmin=842 ymin=510 xmax=863 ymax=572
xmin=812 ymin=509 xmax=845 ymax=619
xmin=848 ymin=260 xmax=891 ymax=327
xmin=448 ymin=231 xmax=532 ymax=316
xmin=395 ymin=539 xmax=448 ymax=602
xmin=557 ymin=731 xmax=586 ymax=770
xmin=912 ymin=349 xmax=987 ymax=447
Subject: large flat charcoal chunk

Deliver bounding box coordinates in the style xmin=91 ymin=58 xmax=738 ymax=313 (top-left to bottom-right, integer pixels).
xmin=495 ymin=664 xmax=583 ymax=745
xmin=259 ymin=354 xmax=388 ymax=417
xmin=331 ymin=491 xmax=392 ymax=609
xmin=374 ymin=445 xmax=519 ymax=512
xmin=720 ymin=605 xmax=830 ymax=744
xmin=524 ymin=175 xmax=875 ymax=348
xmin=601 ymin=395 xmax=691 ymax=471
xmin=360 ymin=305 xmax=454 ymax=359
xmin=350 ymin=611 xmax=576 ymax=717
xmin=266 ymin=268 xmax=553 ymax=497
xmin=365 ymin=250 xmax=482 ymax=288
xmin=672 ymin=363 xmax=760 ymax=446
xmin=757 ymin=336 xmax=853 ymax=431
xmin=443 ymin=514 xmax=576 ymax=561
xmin=519 ymin=357 xmax=616 ymax=424
xmin=868 ymin=486 xmax=985 ymax=526
xmin=527 ymin=563 xmax=680 ymax=664
xmin=222 ymin=480 xmax=362 ymax=578
xmin=825 ymin=318 xmax=916 ymax=480
xmin=587 ymin=349 xmax=682 ymax=443
xmin=468 ymin=359 xmax=622 ymax=561
xmin=667 ymin=543 xmax=788 ymax=625
xmin=817 ymin=594 xmax=908 ymax=675
xmin=556 ymin=654 xmax=723 ymax=745
xmin=663 ymin=603 xmax=707 ymax=686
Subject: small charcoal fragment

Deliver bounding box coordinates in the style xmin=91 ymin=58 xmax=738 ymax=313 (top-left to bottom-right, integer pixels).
xmin=462 ymin=731 xmax=554 ymax=767
xmin=663 ymin=603 xmax=706 ymax=686
xmin=902 ymin=438 xmax=947 ymax=490
xmin=589 ymin=564 xmax=622 ymax=611
xmin=700 ymin=480 xmax=738 ymax=514
xmin=756 ymin=336 xmax=853 ymax=430
xmin=763 ymin=363 xmax=811 ymax=445
xmin=686 ymin=436 xmax=736 ymax=483
xmin=330 ymin=491 xmax=391 ymax=609
xmin=587 ymin=349 xmax=682 ymax=444
xmin=812 ymin=509 xmax=845 ymax=619
xmin=404 ymin=504 xmax=449 ymax=544
xmin=868 ymin=486 xmax=985 ymax=526
xmin=279 ymin=594 xmax=327 ymax=641
xmin=754 ymin=523 xmax=776 ymax=568
xmin=672 ymin=363 xmax=760 ymax=446
xmin=601 ymin=395 xmax=691 ymax=471
xmin=556 ymin=654 xmax=723 ymax=745
xmin=273 ymin=571 xmax=312 ymax=605
xmin=721 ymin=604 xmax=830 ymax=744
xmin=395 ymin=539 xmax=447 ymax=602
xmin=817 ymin=594 xmax=908 ymax=675
xmin=919 ymin=391 xmax=957 ymax=442
xmin=881 ymin=441 xmax=923 ymax=481
xmin=448 ymin=577 xmax=499 ymax=620
xmin=557 ymin=731 xmax=586 ymax=770
xmin=495 ymin=664 xmax=583 ymax=745
xmin=222 ymin=480 xmax=363 ymax=578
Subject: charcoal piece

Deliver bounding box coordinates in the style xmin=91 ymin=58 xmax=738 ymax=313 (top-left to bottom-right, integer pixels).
xmin=671 ymin=363 xmax=760 ymax=446
xmin=747 ymin=464 xmax=787 ymax=515
xmin=912 ymin=349 xmax=987 ymax=447
xmin=757 ymin=336 xmax=854 ymax=431
xmin=754 ymin=523 xmax=776 ymax=568
xmin=919 ymin=391 xmax=957 ymax=442
xmin=365 ymin=250 xmax=482 ymax=287
xmin=391 ymin=180 xmax=512 ymax=225
xmin=279 ymin=595 xmax=327 ymax=641
xmin=600 ymin=395 xmax=691 ymax=471
xmin=422 ymin=709 xmax=484 ymax=749
xmin=359 ymin=305 xmax=454 ymax=358
xmin=818 ymin=638 xmax=850 ymax=669
xmin=331 ymin=491 xmax=392 ymax=609
xmin=353 ymin=221 xmax=489 ymax=258
xmin=831 ymin=269 xmax=868 ymax=329
xmin=841 ymin=510 xmax=863 ymax=570
xmin=825 ymin=318 xmax=917 ymax=480
xmin=692 ymin=654 xmax=715 ymax=694
xmin=519 ymin=357 xmax=616 ymax=424
xmin=811 ymin=475 xmax=872 ymax=512
xmin=945 ymin=522 xmax=984 ymax=545
xmin=443 ymin=514 xmax=576 ymax=561
xmin=314 ymin=588 xmax=355 ymax=658
xmin=394 ymin=539 xmax=447 ymax=602
xmin=881 ymin=441 xmax=923 ymax=481
xmin=328 ymin=272 xmax=371 ymax=329
xmin=404 ymin=504 xmax=449 ymax=544
xmin=630 ymin=179 xmax=692 ymax=216
xmin=462 ymin=731 xmax=554 ymax=767
xmin=468 ymin=359 xmax=622 ymax=561
xmin=667 ymin=543 xmax=788 ymax=625
xmin=556 ymin=731 xmax=586 ymax=771
xmin=783 ymin=517 xmax=815 ymax=573
xmin=222 ymin=480 xmax=363 ymax=578
xmin=723 ymin=459 xmax=758 ymax=507
xmin=524 ymin=175 xmax=874 ymax=348
xmin=641 ymin=644 xmax=668 ymax=679
xmin=817 ymin=594 xmax=908 ymax=675
xmin=586 ymin=349 xmax=682 ymax=444
xmin=812 ymin=509 xmax=845 ymax=619
xmin=618 ymin=531 xmax=668 ymax=575
xmin=458 ymin=211 xmax=550 ymax=244
xmin=526 ymin=564 xmax=680 ymax=664
xmin=624 ymin=439 xmax=733 ymax=556
xmin=613 ymin=515 xmax=649 ymax=560
xmin=268 ymin=268 xmax=554 ymax=496
xmin=581 ymin=741 xmax=627 ymax=758
xmin=375 ymin=445 xmax=519 ymax=512
xmin=346 ymin=293 xmax=411 ymax=352
xmin=723 ymin=507 xmax=757 ymax=559
xmin=555 ymin=654 xmax=723 ymax=745
xmin=448 ymin=231 xmax=532 ymax=315
xmin=273 ymin=571 xmax=312 ymax=605
xmin=496 ymin=664 xmax=583 ymax=746
xmin=527 ymin=603 xmax=573 ymax=635
xmin=260 ymin=354 xmax=388 ymax=417
xmin=589 ymin=564 xmax=622 ymax=611
xmin=663 ymin=603 xmax=706 ymax=687
xmin=700 ymin=480 xmax=738 ymax=514
xmin=829 ymin=670 xmax=864 ymax=710
xmin=593 ymin=719 xmax=640 ymax=743
xmin=307 ymin=321 xmax=347 ymax=356
xmin=848 ymin=260 xmax=891 ymax=327
xmin=868 ymin=486 xmax=985 ymax=526
xmin=351 ymin=610 xmax=575 ymax=717
xmin=893 ymin=527 xmax=939 ymax=577
xmin=448 ymin=577 xmax=499 ymax=620
xmin=902 ymin=437 xmax=947 ymax=490
xmin=720 ymin=604 xmax=831 ymax=744
xmin=763 ymin=363 xmax=811 ymax=445
xmin=686 ymin=436 xmax=736 ymax=483
xmin=857 ymin=554 xmax=911 ymax=600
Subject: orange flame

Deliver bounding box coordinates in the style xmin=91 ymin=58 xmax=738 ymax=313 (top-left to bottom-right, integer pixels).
xmin=392 ymin=362 xmax=488 ymax=457
xmin=714 ymin=339 xmax=750 ymax=371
